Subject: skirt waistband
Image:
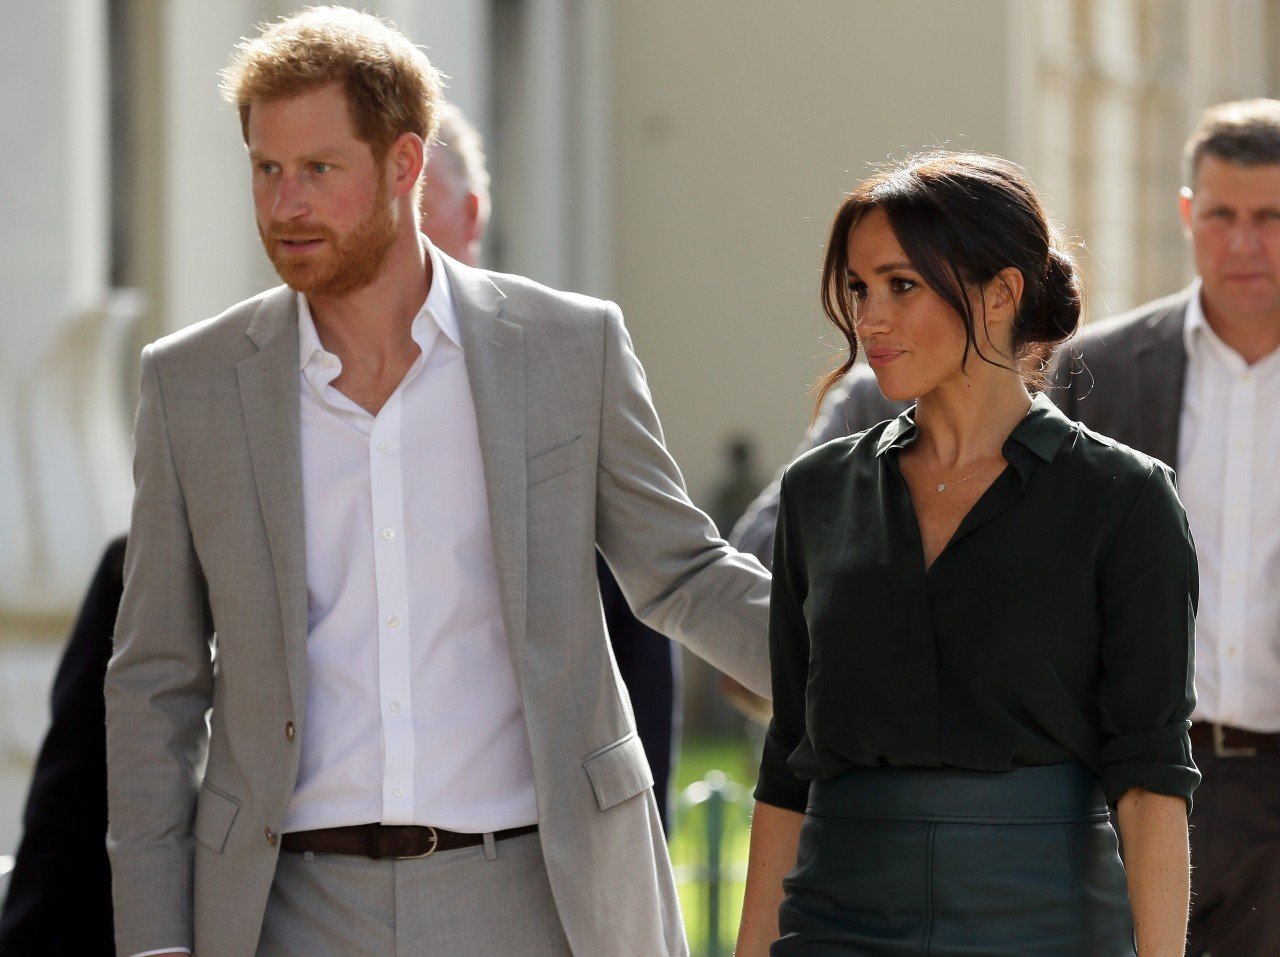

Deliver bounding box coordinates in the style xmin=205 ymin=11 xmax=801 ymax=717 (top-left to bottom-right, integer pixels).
xmin=806 ymin=763 xmax=1109 ymax=824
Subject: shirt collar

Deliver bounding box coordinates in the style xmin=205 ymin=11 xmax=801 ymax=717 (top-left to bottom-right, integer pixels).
xmin=295 ymin=238 xmax=461 ymax=372
xmin=1181 ymin=275 xmax=1280 ymax=374
xmin=1181 ymin=276 xmax=1208 ymax=355
xmin=875 ymin=392 xmax=1073 ymax=481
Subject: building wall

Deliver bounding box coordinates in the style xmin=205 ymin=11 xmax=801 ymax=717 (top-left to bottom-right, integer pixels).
xmin=610 ymin=0 xmax=1021 ymax=508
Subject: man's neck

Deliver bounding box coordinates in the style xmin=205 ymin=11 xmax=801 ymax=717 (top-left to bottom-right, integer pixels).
xmin=308 ymin=231 xmax=433 ymax=364
xmin=1201 ymin=295 xmax=1280 ymax=366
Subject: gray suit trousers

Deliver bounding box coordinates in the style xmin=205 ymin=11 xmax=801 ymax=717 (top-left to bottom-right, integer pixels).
xmin=257 ymin=832 xmax=571 ymax=957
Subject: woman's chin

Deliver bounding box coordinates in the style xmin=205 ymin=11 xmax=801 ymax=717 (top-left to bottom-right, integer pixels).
xmin=869 ymin=370 xmax=919 ymax=404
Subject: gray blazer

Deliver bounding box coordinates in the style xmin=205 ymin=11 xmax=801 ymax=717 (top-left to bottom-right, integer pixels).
xmin=1047 ymin=287 xmax=1190 ymax=469
xmin=105 ymin=255 xmax=771 ymax=957
xmin=733 ymin=290 xmax=1191 ymax=564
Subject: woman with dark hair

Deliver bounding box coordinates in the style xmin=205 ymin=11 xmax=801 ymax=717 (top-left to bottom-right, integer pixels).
xmin=735 ymin=152 xmax=1197 ymax=956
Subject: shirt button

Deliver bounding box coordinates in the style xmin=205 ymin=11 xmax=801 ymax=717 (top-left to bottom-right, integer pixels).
xmin=387 ymin=616 xmax=399 ymax=628
xmin=1227 ymin=647 xmax=1238 ymax=657
xmin=265 ymin=827 xmax=278 ymax=847
xmin=378 ymin=442 xmax=391 ymax=453
xmin=285 ymin=721 xmax=296 ymax=741
xmin=389 ymin=701 xmax=401 ymax=714
xmin=382 ymin=528 xmax=395 ymax=541
xmin=393 ymin=786 xmax=405 ymax=798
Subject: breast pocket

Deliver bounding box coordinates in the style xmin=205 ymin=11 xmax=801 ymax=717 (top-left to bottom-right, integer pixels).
xmin=527 ymin=435 xmax=586 ymax=488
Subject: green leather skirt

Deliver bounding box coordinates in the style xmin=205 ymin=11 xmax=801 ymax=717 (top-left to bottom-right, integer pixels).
xmin=774 ymin=764 xmax=1135 ymax=956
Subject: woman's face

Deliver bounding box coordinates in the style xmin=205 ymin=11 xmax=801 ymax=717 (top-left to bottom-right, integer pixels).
xmin=846 ymin=208 xmax=972 ymax=403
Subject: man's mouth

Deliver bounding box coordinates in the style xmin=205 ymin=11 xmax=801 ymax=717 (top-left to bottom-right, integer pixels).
xmin=277 ymin=238 xmax=325 ymax=253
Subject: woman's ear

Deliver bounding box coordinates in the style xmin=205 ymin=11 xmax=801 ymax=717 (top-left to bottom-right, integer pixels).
xmin=984 ymin=267 xmax=1024 ymax=326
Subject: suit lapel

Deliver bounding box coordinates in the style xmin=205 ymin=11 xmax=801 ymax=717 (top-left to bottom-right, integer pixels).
xmin=237 ymin=288 xmax=309 ymax=720
xmin=1132 ymin=293 xmax=1190 ymax=469
xmin=444 ymin=258 xmax=530 ymax=676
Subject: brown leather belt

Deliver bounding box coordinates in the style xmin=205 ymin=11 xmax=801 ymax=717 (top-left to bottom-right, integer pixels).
xmin=281 ymin=822 xmax=538 ymax=860
xmin=1189 ymin=722 xmax=1280 ymax=758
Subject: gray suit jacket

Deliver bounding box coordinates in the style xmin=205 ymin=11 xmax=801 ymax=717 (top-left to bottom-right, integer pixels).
xmin=733 ymin=290 xmax=1191 ymax=564
xmin=1046 ymin=287 xmax=1190 ymax=469
xmin=105 ymin=255 xmax=771 ymax=957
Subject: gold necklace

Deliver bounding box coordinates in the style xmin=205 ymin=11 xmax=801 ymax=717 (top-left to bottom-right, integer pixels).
xmin=927 ymin=459 xmax=997 ymax=493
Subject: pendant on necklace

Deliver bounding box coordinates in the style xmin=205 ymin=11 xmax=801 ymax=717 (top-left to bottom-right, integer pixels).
xmin=937 ymin=483 xmax=947 ymax=492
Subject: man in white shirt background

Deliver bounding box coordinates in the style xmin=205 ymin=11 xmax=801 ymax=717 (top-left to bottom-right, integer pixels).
xmin=1053 ymin=98 xmax=1280 ymax=957
xmin=104 ymin=8 xmax=769 ymax=957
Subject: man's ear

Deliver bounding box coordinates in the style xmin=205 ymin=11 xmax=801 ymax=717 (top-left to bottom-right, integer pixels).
xmin=464 ymin=192 xmax=483 ymax=243
xmin=1178 ymin=186 xmax=1194 ymax=236
xmin=389 ymin=132 xmax=425 ymax=197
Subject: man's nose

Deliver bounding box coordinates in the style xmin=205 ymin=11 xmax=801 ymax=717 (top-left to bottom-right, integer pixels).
xmin=270 ymin=176 xmax=309 ymax=222
xmin=1228 ymin=222 xmax=1263 ymax=253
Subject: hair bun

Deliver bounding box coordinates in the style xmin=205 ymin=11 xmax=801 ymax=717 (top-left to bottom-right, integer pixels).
xmin=1023 ymin=246 xmax=1081 ymax=345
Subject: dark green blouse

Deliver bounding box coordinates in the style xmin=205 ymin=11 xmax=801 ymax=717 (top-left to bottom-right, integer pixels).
xmin=755 ymin=394 xmax=1200 ymax=814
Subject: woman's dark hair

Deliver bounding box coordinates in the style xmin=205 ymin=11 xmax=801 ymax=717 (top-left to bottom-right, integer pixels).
xmin=817 ymin=151 xmax=1081 ymax=410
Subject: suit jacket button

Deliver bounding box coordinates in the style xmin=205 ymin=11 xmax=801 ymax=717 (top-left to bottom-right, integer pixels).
xmin=265 ymin=827 xmax=278 ymax=847
xmin=285 ymin=721 xmax=296 ymax=741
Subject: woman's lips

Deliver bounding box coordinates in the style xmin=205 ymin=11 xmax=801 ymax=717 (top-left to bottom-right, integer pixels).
xmin=866 ymin=349 xmax=904 ymax=368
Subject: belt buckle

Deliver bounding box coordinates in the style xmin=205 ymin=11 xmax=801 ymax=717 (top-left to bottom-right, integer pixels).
xmin=1213 ymin=723 xmax=1258 ymax=758
xmin=401 ymin=825 xmax=439 ymax=859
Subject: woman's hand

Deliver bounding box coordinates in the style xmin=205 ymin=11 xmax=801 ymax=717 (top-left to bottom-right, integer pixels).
xmin=1115 ymin=787 xmax=1190 ymax=956
xmin=735 ymin=801 xmax=804 ymax=956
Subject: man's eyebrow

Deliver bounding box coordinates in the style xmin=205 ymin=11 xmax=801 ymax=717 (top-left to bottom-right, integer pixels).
xmin=248 ymin=147 xmax=346 ymax=162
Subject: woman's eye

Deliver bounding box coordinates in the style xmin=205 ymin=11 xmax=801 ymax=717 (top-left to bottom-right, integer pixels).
xmin=890 ymin=277 xmax=916 ymax=294
xmin=847 ymin=281 xmax=868 ymax=301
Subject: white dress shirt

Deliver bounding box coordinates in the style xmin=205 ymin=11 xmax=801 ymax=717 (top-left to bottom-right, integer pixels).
xmin=283 ymin=243 xmax=538 ymax=833
xmin=1179 ymin=280 xmax=1280 ymax=732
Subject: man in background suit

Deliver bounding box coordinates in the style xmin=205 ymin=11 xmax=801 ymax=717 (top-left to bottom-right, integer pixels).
xmin=1050 ymin=98 xmax=1280 ymax=957
xmin=733 ymin=99 xmax=1280 ymax=956
xmin=105 ymin=8 xmax=768 ymax=957
xmin=422 ymin=102 xmax=680 ymax=830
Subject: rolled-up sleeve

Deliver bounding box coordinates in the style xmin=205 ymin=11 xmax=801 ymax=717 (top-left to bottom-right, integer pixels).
xmin=754 ymin=471 xmax=814 ymax=812
xmin=1096 ymin=462 xmax=1200 ymax=809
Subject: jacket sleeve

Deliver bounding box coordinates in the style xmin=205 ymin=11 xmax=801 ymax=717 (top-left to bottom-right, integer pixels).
xmin=592 ymin=302 xmax=772 ymax=697
xmin=104 ymin=347 xmax=214 ymax=956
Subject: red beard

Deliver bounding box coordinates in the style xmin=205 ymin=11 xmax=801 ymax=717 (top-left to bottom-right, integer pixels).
xmin=260 ymin=192 xmax=398 ymax=298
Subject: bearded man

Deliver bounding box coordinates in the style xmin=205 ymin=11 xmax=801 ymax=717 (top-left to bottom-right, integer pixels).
xmin=104 ymin=9 xmax=770 ymax=957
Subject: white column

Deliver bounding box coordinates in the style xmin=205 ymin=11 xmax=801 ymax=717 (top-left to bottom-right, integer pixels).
xmin=379 ymin=0 xmax=492 ymax=140
xmin=496 ymin=0 xmax=573 ymax=287
xmin=162 ymin=0 xmax=275 ymax=334
xmin=572 ymin=0 xmax=615 ymax=299
xmin=0 ymin=0 xmax=137 ymax=858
